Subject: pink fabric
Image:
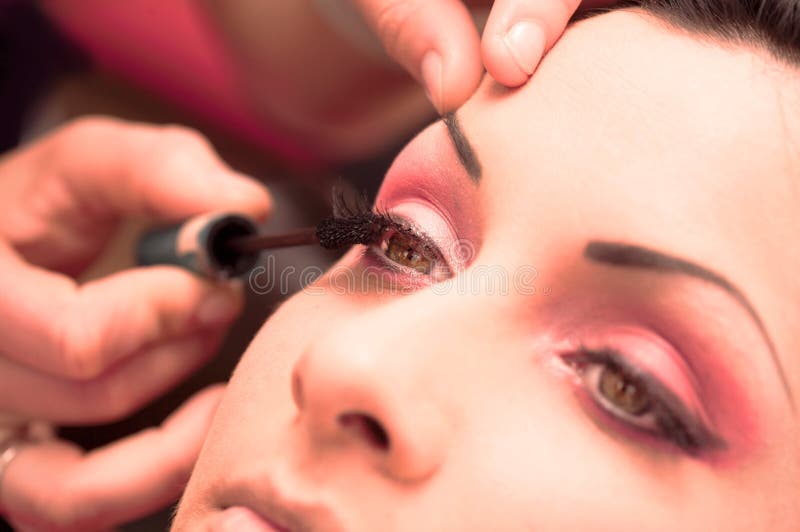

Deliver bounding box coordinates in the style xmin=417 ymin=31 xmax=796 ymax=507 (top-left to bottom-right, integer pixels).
xmin=41 ymin=0 xmax=316 ymax=166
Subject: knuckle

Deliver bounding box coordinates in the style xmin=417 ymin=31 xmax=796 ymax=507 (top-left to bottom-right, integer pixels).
xmin=57 ymin=115 xmax=123 ymax=147
xmin=55 ymin=311 xmax=104 ymax=380
xmin=44 ymin=116 xmax=121 ymax=161
xmin=155 ymin=124 xmax=212 ymax=154
xmin=74 ymin=377 xmax=137 ymax=423
xmin=148 ymin=124 xmax=217 ymax=175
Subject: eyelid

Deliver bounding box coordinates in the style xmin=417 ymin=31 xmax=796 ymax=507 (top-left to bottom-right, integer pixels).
xmin=568 ymin=349 xmax=693 ymax=428
xmin=554 ymin=327 xmax=728 ymax=452
xmin=379 ymin=201 xmax=468 ymax=271
xmin=576 ymin=327 xmax=708 ymax=421
xmin=565 ymin=348 xmax=725 ymax=454
xmin=380 ymin=213 xmax=447 ymax=262
xmin=354 ymin=204 xmax=454 ymax=287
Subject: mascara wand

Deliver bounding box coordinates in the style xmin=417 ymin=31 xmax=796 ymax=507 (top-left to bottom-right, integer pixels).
xmin=136 ymin=211 xmax=382 ymax=280
xmin=226 ymin=227 xmax=319 ymax=253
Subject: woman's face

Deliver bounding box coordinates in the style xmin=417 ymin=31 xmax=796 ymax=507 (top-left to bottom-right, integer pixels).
xmin=175 ymin=10 xmax=800 ymax=531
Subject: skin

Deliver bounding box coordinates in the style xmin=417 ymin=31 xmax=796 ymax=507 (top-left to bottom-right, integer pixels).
xmin=0 ymin=119 xmax=270 ymax=530
xmin=353 ymin=0 xmax=615 ymax=110
xmin=176 ymin=10 xmax=800 ymax=532
xmin=1 ymin=1 xmax=609 ymax=527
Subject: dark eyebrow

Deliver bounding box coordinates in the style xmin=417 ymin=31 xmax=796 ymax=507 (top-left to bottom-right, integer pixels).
xmin=585 ymin=240 xmax=794 ymax=407
xmin=443 ymin=112 xmax=482 ymax=183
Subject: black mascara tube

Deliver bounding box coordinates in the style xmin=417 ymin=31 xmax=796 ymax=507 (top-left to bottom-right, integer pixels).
xmin=136 ymin=212 xmax=260 ymax=280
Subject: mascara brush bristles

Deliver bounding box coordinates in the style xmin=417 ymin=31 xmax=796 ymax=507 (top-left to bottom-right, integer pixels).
xmin=315 ymin=213 xmax=383 ymax=249
xmin=228 ymin=187 xmax=387 ymax=254
xmin=316 ymin=186 xmax=387 ymax=249
xmin=228 ymin=213 xmax=387 ymax=254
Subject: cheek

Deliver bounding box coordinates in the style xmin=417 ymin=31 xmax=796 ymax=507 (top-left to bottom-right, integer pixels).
xmin=435 ymin=343 xmax=683 ymax=528
xmin=200 ymin=291 xmax=355 ymax=458
xmin=213 ymin=251 xmax=386 ymax=443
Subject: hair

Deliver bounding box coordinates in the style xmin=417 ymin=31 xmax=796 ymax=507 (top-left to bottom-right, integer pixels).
xmin=613 ymin=0 xmax=800 ymax=65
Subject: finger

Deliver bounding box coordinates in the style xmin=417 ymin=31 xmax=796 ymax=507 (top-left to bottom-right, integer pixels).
xmin=482 ymin=0 xmax=617 ymax=87
xmin=2 ymin=116 xmax=271 ymax=268
xmin=0 ymin=241 xmax=241 ymax=379
xmin=45 ymin=117 xmax=271 ymax=222
xmin=1 ymin=386 xmax=224 ymax=531
xmin=353 ymin=0 xmax=483 ymax=113
xmin=0 ymin=331 xmax=224 ymax=424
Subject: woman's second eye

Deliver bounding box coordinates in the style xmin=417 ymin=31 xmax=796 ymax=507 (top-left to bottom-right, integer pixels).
xmin=596 ymin=364 xmax=651 ymax=416
xmin=587 ymin=363 xmax=655 ymax=422
xmin=562 ymin=345 xmax=726 ymax=456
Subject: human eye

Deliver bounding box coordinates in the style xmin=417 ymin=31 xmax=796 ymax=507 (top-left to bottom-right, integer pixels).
xmin=562 ymin=347 xmax=724 ymax=456
xmin=367 ymin=213 xmax=452 ymax=281
xmin=315 ymin=193 xmax=460 ymax=291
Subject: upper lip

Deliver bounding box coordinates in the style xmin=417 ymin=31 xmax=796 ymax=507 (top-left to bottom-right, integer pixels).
xmin=215 ymin=470 xmax=346 ymax=532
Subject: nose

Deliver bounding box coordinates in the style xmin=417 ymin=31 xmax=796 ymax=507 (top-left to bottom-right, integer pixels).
xmin=290 ymin=304 xmax=453 ymax=483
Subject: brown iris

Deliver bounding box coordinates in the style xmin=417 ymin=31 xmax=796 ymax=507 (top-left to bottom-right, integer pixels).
xmin=599 ymin=366 xmax=651 ymax=416
xmin=383 ymin=231 xmax=434 ymax=273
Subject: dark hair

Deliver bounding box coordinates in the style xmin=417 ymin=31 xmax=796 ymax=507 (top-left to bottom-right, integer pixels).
xmin=615 ymin=0 xmax=800 ymax=64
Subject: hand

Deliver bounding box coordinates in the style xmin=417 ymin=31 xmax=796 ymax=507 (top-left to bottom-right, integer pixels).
xmin=353 ymin=0 xmax=617 ymax=112
xmin=1 ymin=386 xmax=225 ymax=532
xmin=0 ymin=116 xmax=270 ymax=530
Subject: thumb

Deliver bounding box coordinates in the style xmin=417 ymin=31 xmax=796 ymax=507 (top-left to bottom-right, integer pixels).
xmin=353 ymin=0 xmax=483 ymax=113
xmin=481 ymin=0 xmax=618 ymax=87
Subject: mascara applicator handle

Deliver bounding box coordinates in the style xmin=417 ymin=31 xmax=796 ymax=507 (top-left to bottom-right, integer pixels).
xmin=136 ymin=212 xmax=260 ymax=280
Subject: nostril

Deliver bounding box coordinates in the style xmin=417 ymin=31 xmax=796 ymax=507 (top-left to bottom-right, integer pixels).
xmin=338 ymin=412 xmax=390 ymax=451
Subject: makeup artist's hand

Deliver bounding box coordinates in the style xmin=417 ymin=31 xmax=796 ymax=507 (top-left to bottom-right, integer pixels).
xmin=353 ymin=0 xmax=616 ymax=112
xmin=0 ymin=116 xmax=270 ymax=530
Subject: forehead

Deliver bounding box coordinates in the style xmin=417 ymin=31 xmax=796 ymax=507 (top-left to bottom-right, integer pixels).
xmin=463 ymin=10 xmax=800 ymax=223
xmin=458 ymin=10 xmax=800 ymax=384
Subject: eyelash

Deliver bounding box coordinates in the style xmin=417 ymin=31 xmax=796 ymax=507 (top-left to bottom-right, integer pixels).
xmin=563 ymin=347 xmax=723 ymax=456
xmin=328 ymin=191 xmax=450 ymax=279
xmin=367 ymin=214 xmax=450 ymax=277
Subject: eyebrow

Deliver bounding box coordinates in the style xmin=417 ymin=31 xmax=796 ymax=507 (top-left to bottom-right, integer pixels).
xmin=585 ymin=240 xmax=794 ymax=407
xmin=443 ymin=112 xmax=482 ymax=183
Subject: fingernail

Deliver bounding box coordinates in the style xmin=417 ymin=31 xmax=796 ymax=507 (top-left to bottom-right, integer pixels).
xmin=503 ymin=21 xmax=547 ymax=76
xmin=421 ymin=51 xmax=443 ymax=114
xmin=196 ymin=288 xmax=241 ymax=326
